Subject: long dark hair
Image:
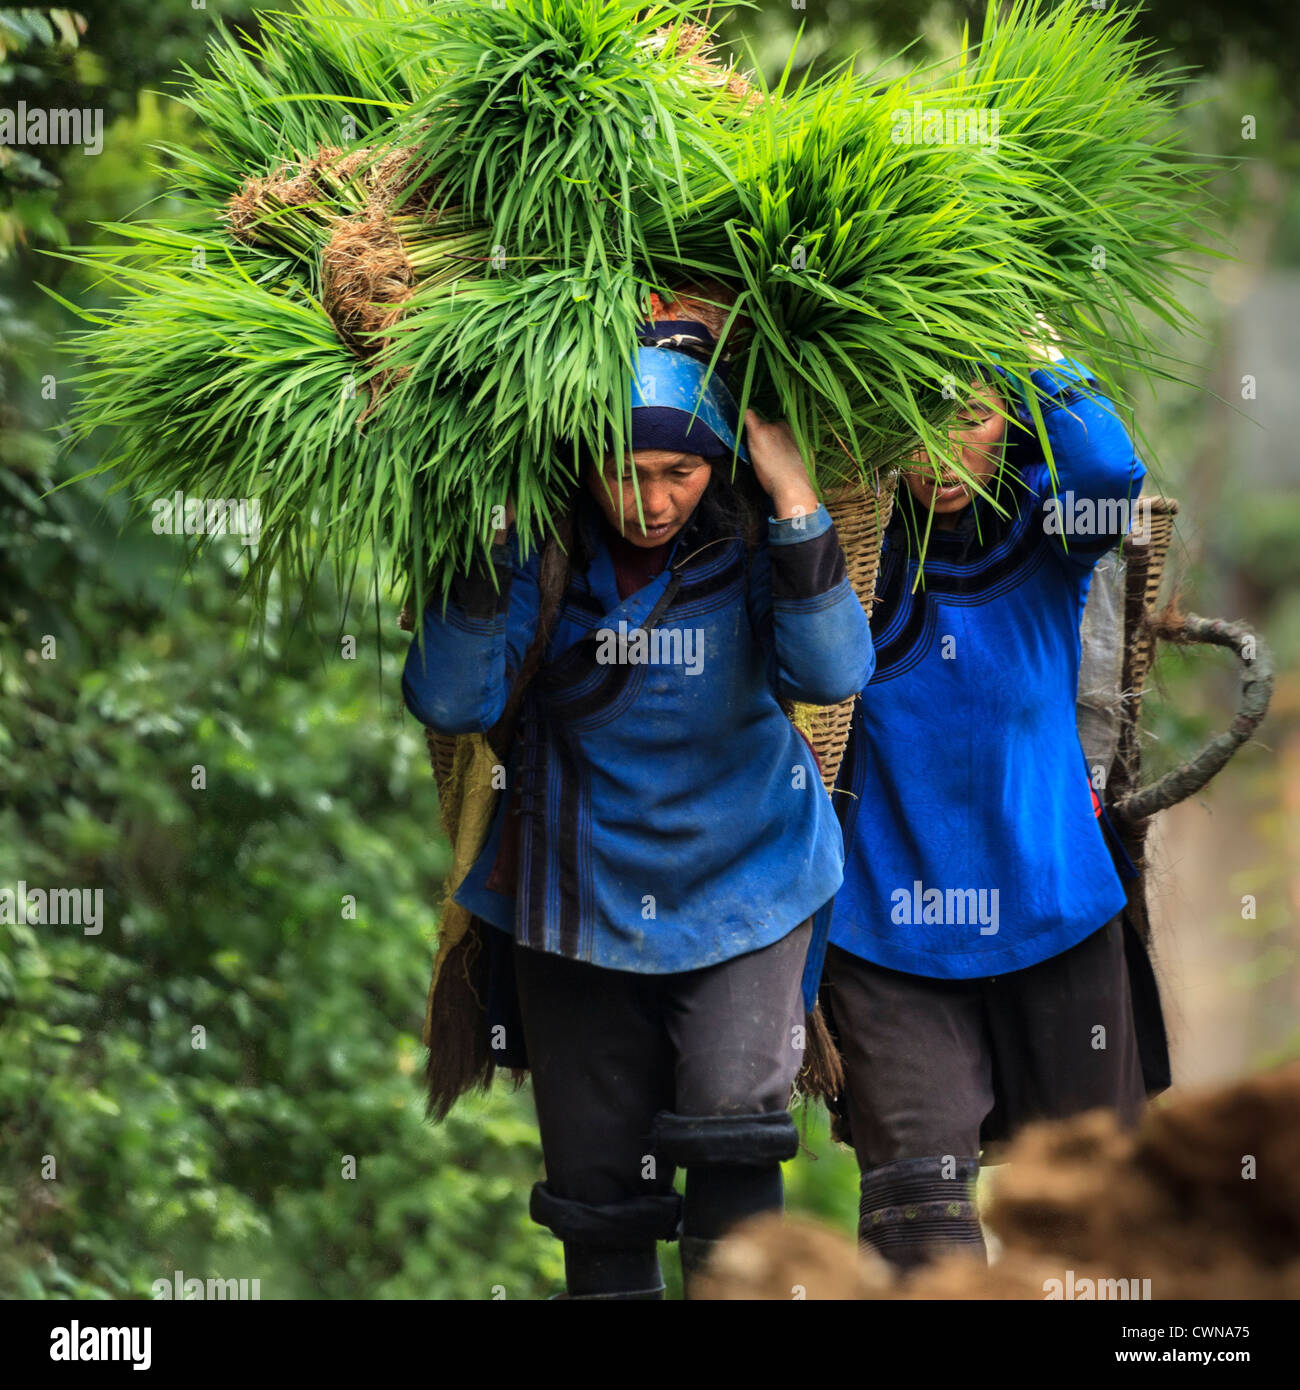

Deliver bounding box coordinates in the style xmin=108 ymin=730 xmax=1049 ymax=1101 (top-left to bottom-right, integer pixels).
xmin=675 ymin=462 xmax=765 ymax=556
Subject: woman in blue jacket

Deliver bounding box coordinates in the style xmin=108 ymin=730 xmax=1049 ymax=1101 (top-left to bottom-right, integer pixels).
xmin=825 ymin=348 xmax=1168 ymax=1271
xmin=403 ymin=318 xmax=873 ymax=1299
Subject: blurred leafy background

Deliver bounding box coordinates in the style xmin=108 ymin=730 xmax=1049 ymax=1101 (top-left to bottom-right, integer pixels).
xmin=1 ymin=0 xmax=1296 ymax=1298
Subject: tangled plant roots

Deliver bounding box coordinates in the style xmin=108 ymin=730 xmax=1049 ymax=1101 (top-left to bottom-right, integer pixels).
xmin=224 ymin=173 xmax=278 ymax=245
xmin=313 ymin=143 xmax=433 ymax=210
xmin=701 ymin=1063 xmax=1300 ymax=1300
xmin=321 ymin=212 xmax=414 ymax=357
xmin=267 ymin=163 xmax=322 ymax=207
xmin=226 ymin=141 xmax=440 ymax=399
xmin=225 ymin=143 xmax=431 ymax=246
xmin=662 ymin=20 xmax=759 ymax=107
xmin=225 ymin=160 xmax=326 ymax=246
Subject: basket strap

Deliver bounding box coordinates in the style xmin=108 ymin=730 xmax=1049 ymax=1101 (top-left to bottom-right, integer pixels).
xmin=486 ymin=511 xmax=574 ymax=759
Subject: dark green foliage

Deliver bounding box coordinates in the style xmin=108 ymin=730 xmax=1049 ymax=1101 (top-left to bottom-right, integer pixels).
xmin=0 ymin=451 xmax=563 ymax=1297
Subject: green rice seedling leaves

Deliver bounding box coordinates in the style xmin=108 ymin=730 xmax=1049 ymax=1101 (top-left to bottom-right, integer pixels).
xmin=937 ymin=0 xmax=1221 ymax=472
xmin=54 ymin=0 xmax=1214 ymax=620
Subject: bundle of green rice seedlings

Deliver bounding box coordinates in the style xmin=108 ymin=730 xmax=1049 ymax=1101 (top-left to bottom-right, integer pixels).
xmin=354 ymin=0 xmax=765 ymax=568
xmin=635 ymin=59 xmax=1049 ymax=498
xmin=642 ymin=18 xmax=762 ymax=111
xmin=168 ymin=0 xmax=435 ymax=214
xmin=51 ymin=243 xmax=385 ymax=609
xmin=635 ymin=0 xmax=1213 ymax=511
xmin=55 ymin=0 xmax=1210 ymax=620
xmin=932 ymin=0 xmax=1217 ymax=416
xmin=56 ymin=0 xmax=757 ymax=616
xmin=389 ymin=0 xmax=753 ymax=267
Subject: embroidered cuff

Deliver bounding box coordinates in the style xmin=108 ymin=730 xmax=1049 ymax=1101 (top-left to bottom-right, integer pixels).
xmin=650 ymin=1109 xmax=799 ymax=1167
xmin=767 ymin=502 xmax=832 ymax=545
xmin=529 ymin=1183 xmax=683 ymax=1247
xmin=768 ymin=509 xmax=848 ymax=602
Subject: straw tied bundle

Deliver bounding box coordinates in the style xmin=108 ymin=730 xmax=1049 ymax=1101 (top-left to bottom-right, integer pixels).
xmin=58 ymin=0 xmax=1212 ymax=1118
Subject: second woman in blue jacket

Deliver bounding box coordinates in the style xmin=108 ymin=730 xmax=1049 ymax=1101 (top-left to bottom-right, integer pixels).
xmin=403 ymin=319 xmax=873 ymax=1298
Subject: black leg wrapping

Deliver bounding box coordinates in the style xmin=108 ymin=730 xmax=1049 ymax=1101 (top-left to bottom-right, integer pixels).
xmin=651 ymin=1110 xmax=799 ymax=1168
xmin=563 ymin=1244 xmax=665 ymax=1300
xmin=529 ymin=1181 xmax=682 ymax=1249
xmin=683 ymin=1163 xmax=784 ymax=1239
xmin=857 ymin=1155 xmax=986 ymax=1272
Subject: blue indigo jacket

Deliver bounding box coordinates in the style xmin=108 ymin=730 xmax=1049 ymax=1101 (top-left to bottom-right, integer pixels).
xmin=831 ymin=359 xmax=1147 ymax=977
xmin=404 ymin=494 xmax=874 ymax=1007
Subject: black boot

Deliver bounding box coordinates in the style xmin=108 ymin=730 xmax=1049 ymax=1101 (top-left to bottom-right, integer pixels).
xmin=857 ymin=1155 xmax=986 ymax=1273
xmin=679 ymin=1162 xmax=787 ymax=1299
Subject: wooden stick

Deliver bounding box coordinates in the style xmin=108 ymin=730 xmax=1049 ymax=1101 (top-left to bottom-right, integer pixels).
xmin=1113 ymin=614 xmax=1274 ymax=825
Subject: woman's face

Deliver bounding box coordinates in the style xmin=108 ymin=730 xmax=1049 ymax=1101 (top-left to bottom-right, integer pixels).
xmin=587 ymin=449 xmax=713 ymax=547
xmin=903 ymin=381 xmax=1008 ymax=518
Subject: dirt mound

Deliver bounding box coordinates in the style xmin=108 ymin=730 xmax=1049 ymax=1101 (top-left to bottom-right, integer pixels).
xmin=702 ymin=1063 xmax=1300 ymax=1300
xmin=694 ymin=1212 xmax=891 ymax=1300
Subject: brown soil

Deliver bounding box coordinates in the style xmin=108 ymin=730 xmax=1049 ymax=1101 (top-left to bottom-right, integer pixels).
xmin=701 ymin=1063 xmax=1300 ymax=1300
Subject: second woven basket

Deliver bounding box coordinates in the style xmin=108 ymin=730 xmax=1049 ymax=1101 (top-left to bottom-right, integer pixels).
xmin=787 ymin=472 xmax=897 ymax=792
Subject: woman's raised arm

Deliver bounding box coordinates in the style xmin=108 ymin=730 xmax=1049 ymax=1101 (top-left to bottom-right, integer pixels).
xmin=401 ymin=524 xmax=542 ymax=734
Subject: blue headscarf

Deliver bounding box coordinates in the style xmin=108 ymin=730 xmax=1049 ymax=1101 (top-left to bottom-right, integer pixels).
xmin=622 ymin=320 xmax=750 ymax=463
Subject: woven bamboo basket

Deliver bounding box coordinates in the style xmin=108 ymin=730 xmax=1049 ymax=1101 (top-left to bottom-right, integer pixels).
xmin=396 ymin=606 xmax=469 ymax=845
xmin=787 ymin=472 xmax=897 ymax=792
xmin=1119 ymin=496 xmax=1179 ymax=739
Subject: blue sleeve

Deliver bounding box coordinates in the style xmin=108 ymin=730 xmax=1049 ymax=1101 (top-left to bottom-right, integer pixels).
xmin=747 ymin=504 xmax=875 ymax=704
xmin=401 ymin=533 xmax=541 ymax=734
xmin=1013 ymin=358 xmax=1148 ymax=573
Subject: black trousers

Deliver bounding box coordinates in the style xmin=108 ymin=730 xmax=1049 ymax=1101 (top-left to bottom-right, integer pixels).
xmin=822 ymin=913 xmax=1147 ymax=1170
xmin=512 ymin=921 xmax=811 ymax=1249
